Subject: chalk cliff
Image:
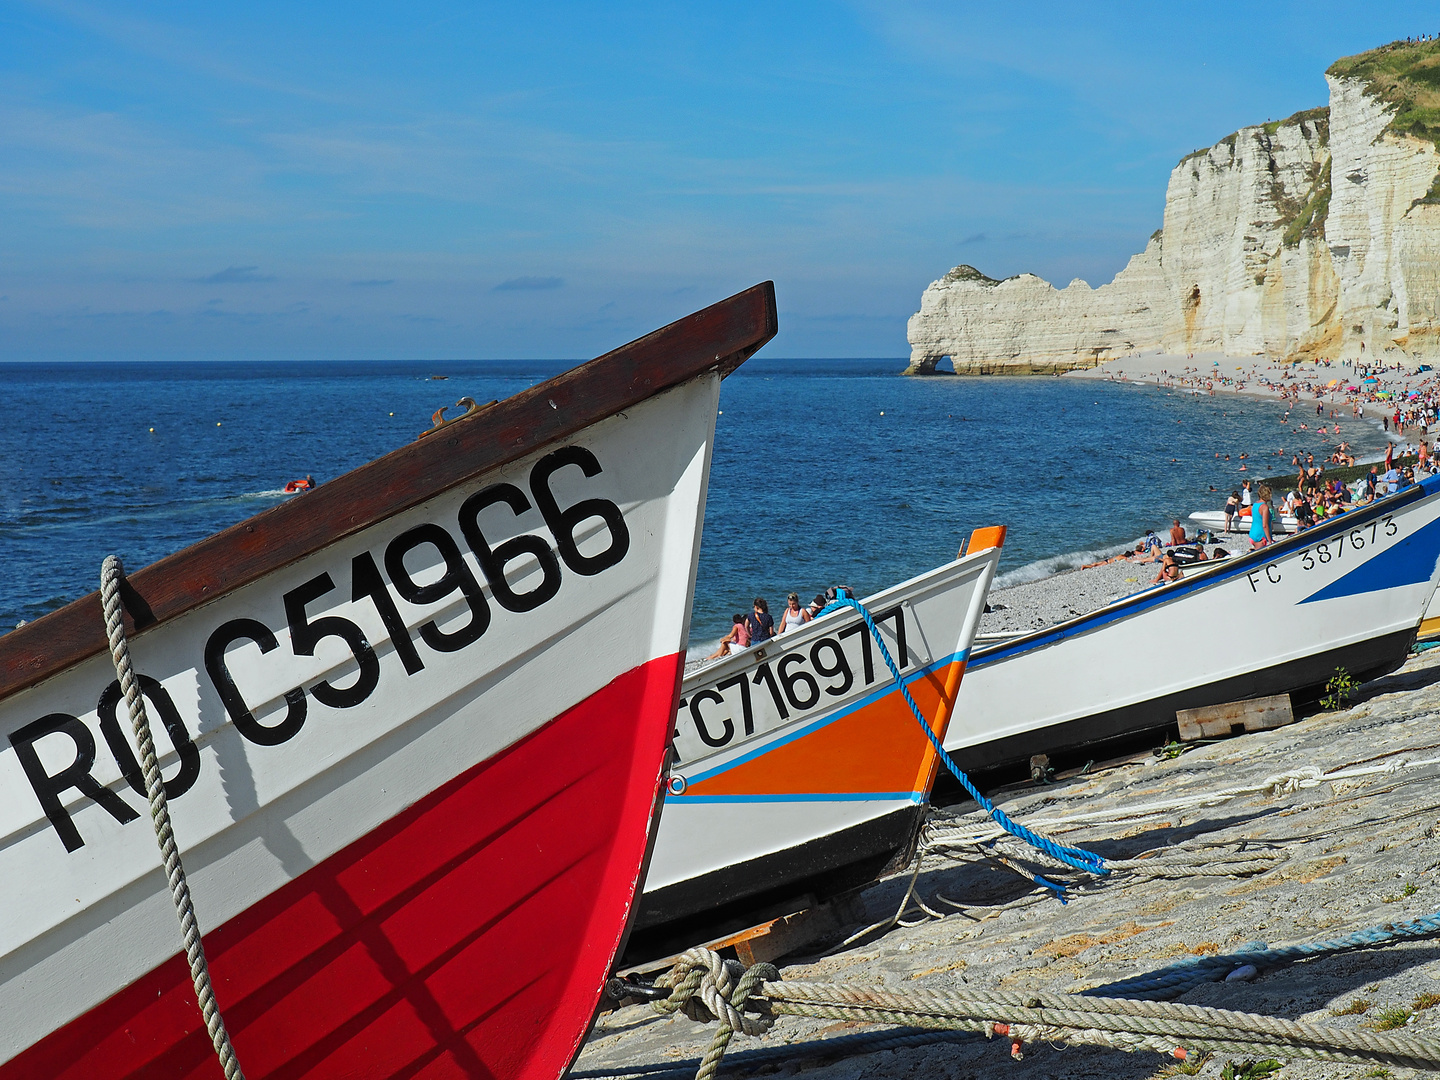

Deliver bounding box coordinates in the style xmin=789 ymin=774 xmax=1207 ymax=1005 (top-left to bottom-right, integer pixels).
xmin=907 ymin=40 xmax=1440 ymax=374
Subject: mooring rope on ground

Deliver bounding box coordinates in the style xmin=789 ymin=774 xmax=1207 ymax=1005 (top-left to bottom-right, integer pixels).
xmin=923 ymin=754 xmax=1440 ymax=856
xmin=1088 ymin=908 xmax=1440 ymax=999
xmin=645 ymin=946 xmax=1440 ymax=1080
xmin=817 ymin=593 xmax=1107 ymax=888
xmin=572 ymin=1027 xmax=977 ymax=1080
xmin=101 ymin=556 xmax=245 ymax=1080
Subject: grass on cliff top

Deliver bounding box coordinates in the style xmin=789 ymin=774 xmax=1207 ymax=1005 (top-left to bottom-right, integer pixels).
xmin=1182 ymin=106 xmax=1329 ymax=165
xmin=1328 ymin=39 xmax=1440 ymax=153
xmin=941 ymin=265 xmax=1000 ymax=286
xmin=1263 ymin=106 xmax=1330 ymax=137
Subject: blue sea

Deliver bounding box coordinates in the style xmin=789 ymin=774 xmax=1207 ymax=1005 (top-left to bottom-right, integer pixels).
xmin=0 ymin=358 xmax=1387 ymax=646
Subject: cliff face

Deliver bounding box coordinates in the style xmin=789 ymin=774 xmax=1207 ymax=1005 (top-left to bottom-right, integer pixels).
xmin=907 ymin=41 xmax=1440 ymax=374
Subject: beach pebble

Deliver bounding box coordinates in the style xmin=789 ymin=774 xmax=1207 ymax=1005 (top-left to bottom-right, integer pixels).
xmin=1226 ymin=964 xmax=1260 ymax=982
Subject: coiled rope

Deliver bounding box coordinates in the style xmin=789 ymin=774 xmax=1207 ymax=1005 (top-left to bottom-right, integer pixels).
xmin=816 ymin=592 xmax=1107 ymax=887
xmin=647 ymin=947 xmax=1440 ymax=1079
xmin=101 ymin=556 xmax=245 ymax=1080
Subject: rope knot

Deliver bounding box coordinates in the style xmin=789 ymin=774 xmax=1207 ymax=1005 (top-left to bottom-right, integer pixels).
xmin=1260 ymin=765 xmax=1323 ymax=795
xmin=651 ymin=948 xmax=777 ymax=1036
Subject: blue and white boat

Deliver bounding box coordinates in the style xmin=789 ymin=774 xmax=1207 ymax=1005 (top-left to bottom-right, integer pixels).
xmin=950 ymin=477 xmax=1440 ymax=773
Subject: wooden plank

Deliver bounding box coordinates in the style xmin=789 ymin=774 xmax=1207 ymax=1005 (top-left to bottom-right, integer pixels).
xmin=1176 ymin=693 xmax=1295 ymax=741
xmin=0 ymin=283 xmax=777 ymax=697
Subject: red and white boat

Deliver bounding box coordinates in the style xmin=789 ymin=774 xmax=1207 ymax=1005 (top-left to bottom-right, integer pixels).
xmin=0 ymin=284 xmax=776 ymax=1079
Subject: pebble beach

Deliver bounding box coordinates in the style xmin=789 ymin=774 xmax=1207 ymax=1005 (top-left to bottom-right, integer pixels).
xmin=579 ymin=646 xmax=1440 ymax=1080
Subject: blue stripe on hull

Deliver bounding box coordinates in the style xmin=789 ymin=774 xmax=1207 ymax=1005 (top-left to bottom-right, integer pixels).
xmin=1300 ymin=514 xmax=1440 ymax=603
xmin=680 ymin=649 xmax=966 ymax=786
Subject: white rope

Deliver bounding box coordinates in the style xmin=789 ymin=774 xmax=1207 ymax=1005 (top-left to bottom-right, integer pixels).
xmin=101 ymin=556 xmax=245 ymax=1080
xmin=655 ymin=948 xmax=1440 ymax=1075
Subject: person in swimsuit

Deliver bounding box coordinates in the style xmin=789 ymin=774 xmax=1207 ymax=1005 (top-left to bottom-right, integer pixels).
xmin=1249 ymin=484 xmax=1274 ymax=549
xmin=1224 ymin=491 xmax=1240 ymax=533
xmin=1152 ymin=552 xmax=1183 ymax=584
xmin=775 ymin=592 xmax=811 ymax=635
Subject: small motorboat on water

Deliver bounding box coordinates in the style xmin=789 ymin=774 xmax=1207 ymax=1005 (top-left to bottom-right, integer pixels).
xmin=282 ymin=475 xmax=315 ymax=493
xmin=625 ymin=527 xmax=1004 ymax=963
xmin=1188 ymin=506 xmax=1299 ymax=533
xmin=0 ymin=284 xmax=777 ymax=1079
xmin=951 ymin=478 xmax=1440 ymax=774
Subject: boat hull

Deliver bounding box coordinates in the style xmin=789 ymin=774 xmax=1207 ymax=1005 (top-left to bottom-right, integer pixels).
xmin=1420 ymin=590 xmax=1440 ymax=642
xmin=628 ymin=530 xmax=1004 ymax=961
xmin=953 ymin=479 xmax=1440 ymax=774
xmin=0 ymin=284 xmax=779 ymax=1079
xmin=8 ymin=654 xmax=679 ymax=1080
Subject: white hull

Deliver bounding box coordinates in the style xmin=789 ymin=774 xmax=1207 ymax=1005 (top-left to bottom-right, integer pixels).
xmin=953 ymin=480 xmax=1440 ymax=772
xmin=630 ymin=530 xmax=1003 ymax=954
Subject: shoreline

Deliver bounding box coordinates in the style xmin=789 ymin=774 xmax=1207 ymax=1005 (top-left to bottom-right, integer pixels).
xmin=1069 ymin=348 xmax=1428 ymax=424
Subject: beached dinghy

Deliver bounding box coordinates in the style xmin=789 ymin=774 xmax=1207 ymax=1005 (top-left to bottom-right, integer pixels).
xmin=625 ymin=527 xmax=1004 ymax=961
xmin=0 ymin=284 xmax=776 ymax=1080
xmin=951 ymin=478 xmax=1440 ymax=774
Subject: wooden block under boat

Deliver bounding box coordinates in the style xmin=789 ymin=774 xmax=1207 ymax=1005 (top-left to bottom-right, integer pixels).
xmin=1176 ymin=693 xmax=1295 ymax=741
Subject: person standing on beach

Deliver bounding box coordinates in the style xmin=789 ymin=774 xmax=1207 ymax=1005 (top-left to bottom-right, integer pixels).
xmin=775 ymin=592 xmax=810 ymax=635
xmin=1224 ymin=491 xmax=1240 ymax=533
xmin=1241 ymin=480 xmax=1253 ymax=508
xmin=745 ymin=598 xmax=774 ymax=644
xmin=1249 ymin=484 xmax=1274 ymax=549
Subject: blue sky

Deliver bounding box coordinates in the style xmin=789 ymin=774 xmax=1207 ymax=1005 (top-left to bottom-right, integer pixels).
xmin=0 ymin=2 xmax=1428 ymax=360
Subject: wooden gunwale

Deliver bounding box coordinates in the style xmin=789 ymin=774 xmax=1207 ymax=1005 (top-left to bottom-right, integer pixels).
xmin=0 ymin=282 xmax=777 ymax=697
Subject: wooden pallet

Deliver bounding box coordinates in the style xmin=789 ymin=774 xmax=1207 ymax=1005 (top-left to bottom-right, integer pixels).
xmin=1176 ymin=693 xmax=1294 ymax=741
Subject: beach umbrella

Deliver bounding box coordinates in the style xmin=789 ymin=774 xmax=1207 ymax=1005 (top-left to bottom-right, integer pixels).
xmin=1363 ymin=377 xmax=1379 ymax=384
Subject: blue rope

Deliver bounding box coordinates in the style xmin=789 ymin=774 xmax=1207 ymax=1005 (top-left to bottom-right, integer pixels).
xmin=816 ymin=592 xmax=1108 ymax=894
xmin=1085 ymin=909 xmax=1440 ymax=999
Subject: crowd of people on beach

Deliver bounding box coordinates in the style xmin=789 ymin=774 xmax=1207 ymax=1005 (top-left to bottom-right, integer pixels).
xmin=706 ymin=586 xmax=853 ymax=659
xmin=1083 ymin=441 xmax=1433 ymax=590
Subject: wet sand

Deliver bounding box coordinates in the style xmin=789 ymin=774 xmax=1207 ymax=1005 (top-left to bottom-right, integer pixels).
xmin=578 ymin=646 xmax=1440 ymax=1080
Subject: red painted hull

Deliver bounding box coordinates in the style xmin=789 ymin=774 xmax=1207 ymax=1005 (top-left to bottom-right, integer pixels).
xmin=4 ymin=653 xmax=681 ymax=1080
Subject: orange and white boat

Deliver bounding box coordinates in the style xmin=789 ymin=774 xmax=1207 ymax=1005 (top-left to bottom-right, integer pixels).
xmin=625 ymin=527 xmax=1004 ymax=961
xmin=0 ymin=285 xmax=776 ymax=1079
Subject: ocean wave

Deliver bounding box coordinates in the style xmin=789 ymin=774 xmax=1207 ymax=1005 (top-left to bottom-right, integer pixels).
xmin=993 ymin=538 xmax=1144 ymax=589
xmin=685 ymin=639 xmax=723 ymax=666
